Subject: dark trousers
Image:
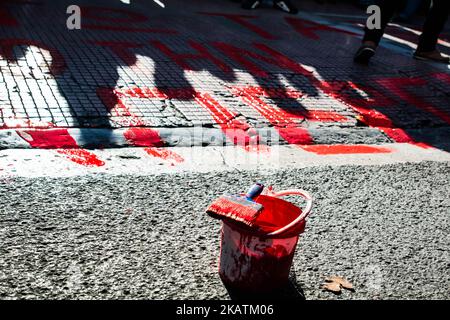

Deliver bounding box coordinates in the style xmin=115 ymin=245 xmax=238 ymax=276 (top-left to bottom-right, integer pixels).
xmin=363 ymin=0 xmax=450 ymax=52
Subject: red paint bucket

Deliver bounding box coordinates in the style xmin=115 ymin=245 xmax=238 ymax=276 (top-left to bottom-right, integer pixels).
xmin=218 ymin=189 xmax=313 ymax=292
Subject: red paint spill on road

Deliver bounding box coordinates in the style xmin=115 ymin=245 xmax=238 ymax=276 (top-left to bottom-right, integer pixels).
xmin=17 ymin=128 xmax=78 ymax=148
xmin=57 ymin=149 xmax=105 ymax=167
xmin=319 ymin=80 xmax=422 ymax=145
xmin=104 ymin=87 xmax=268 ymax=152
xmin=300 ymin=144 xmax=393 ymax=155
xmin=278 ymin=127 xmax=314 ymax=145
xmin=238 ymin=87 xmax=348 ymax=122
xmin=194 ymin=92 xmax=269 ymax=151
xmin=318 ymin=79 xmax=447 ymax=149
xmin=144 ymin=147 xmax=184 ymax=166
xmin=378 ymin=127 xmax=414 ymax=143
xmin=376 ymin=77 xmax=450 ymax=125
xmin=234 ymin=89 xmax=315 ymax=144
xmin=16 ymin=128 xmax=105 ymax=167
xmin=123 ymin=127 xmax=165 ymax=147
xmin=96 ymin=88 xmax=146 ymax=126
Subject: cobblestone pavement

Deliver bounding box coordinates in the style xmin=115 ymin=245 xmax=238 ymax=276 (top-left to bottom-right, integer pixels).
xmin=0 ymin=0 xmax=449 ymax=151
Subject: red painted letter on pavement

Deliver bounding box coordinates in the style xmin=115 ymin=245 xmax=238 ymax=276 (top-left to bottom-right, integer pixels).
xmin=376 ymin=77 xmax=450 ymax=125
xmin=286 ymin=17 xmax=358 ymax=40
xmin=151 ymin=40 xmax=231 ymax=73
xmin=198 ymin=12 xmax=275 ymax=39
xmin=214 ymin=42 xmax=312 ymax=77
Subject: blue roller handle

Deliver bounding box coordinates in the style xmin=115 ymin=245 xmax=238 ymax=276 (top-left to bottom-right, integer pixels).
xmin=245 ymin=183 xmax=264 ymax=201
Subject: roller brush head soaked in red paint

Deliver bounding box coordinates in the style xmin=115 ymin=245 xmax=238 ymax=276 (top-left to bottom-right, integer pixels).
xmin=206 ymin=183 xmax=265 ymax=228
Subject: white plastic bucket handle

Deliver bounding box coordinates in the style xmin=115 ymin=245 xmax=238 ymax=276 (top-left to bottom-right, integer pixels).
xmin=266 ymin=189 xmax=313 ymax=237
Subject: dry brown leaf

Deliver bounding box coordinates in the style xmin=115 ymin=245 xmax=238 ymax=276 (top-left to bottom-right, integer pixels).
xmin=325 ymin=276 xmax=354 ymax=291
xmin=321 ymin=281 xmax=342 ymax=294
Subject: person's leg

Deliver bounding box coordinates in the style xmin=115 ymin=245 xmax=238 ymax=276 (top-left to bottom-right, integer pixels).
xmin=416 ymin=0 xmax=449 ymax=52
xmin=273 ymin=0 xmax=298 ymax=14
xmin=396 ymin=0 xmax=423 ymax=22
xmin=354 ymin=0 xmax=401 ymax=63
xmin=414 ymin=0 xmax=450 ymax=63
xmin=242 ymin=0 xmax=261 ymax=10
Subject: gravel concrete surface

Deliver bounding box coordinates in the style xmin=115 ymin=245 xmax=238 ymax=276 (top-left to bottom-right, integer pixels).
xmin=0 ymin=161 xmax=449 ymax=300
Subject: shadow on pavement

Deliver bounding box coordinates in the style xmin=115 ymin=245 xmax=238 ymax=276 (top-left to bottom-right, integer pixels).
xmin=224 ymin=270 xmax=306 ymax=301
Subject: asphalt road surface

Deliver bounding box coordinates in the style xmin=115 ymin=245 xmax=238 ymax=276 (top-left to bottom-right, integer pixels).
xmin=0 ymin=161 xmax=448 ymax=300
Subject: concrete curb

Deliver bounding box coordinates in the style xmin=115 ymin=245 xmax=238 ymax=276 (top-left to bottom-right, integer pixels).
xmin=1 ymin=126 xmax=449 ymax=149
xmin=0 ymin=126 xmax=386 ymax=149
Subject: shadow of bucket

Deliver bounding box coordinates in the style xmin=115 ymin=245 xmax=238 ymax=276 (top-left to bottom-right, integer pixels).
xmin=218 ymin=189 xmax=313 ymax=293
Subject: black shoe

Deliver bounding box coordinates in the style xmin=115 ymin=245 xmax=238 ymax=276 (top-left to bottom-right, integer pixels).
xmin=242 ymin=0 xmax=261 ymax=10
xmin=274 ymin=1 xmax=299 ymax=14
xmin=413 ymin=50 xmax=450 ymax=64
xmin=354 ymin=45 xmax=376 ymax=64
